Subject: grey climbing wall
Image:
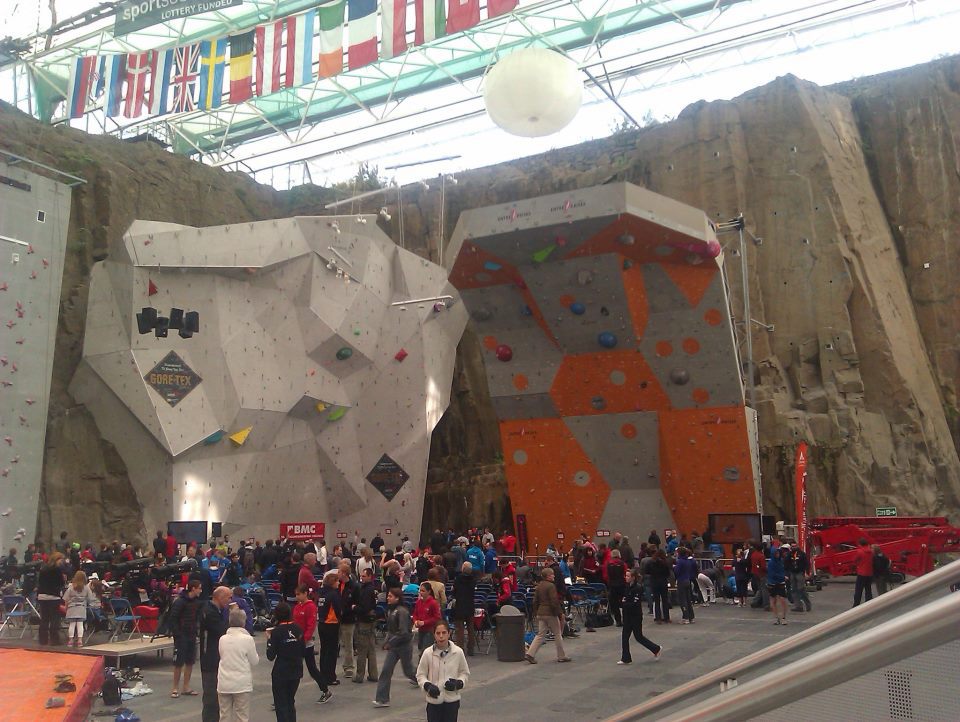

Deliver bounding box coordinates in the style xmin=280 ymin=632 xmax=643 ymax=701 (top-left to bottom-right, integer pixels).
xmin=0 ymin=160 xmax=72 ymax=547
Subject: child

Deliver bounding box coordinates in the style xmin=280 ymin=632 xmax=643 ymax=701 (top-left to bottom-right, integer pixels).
xmin=266 ymin=602 xmax=304 ymax=722
xmin=62 ymin=571 xmax=96 ymax=646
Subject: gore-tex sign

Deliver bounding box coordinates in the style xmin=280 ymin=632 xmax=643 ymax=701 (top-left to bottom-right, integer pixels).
xmin=279 ymin=522 xmax=325 ymax=540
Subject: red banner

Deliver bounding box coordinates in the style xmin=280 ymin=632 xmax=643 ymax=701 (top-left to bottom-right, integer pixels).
xmin=279 ymin=522 xmax=326 ymax=540
xmin=795 ymin=442 xmax=808 ymax=554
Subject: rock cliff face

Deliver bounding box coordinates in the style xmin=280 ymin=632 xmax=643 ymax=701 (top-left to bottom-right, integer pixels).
xmin=3 ymin=53 xmax=959 ymax=545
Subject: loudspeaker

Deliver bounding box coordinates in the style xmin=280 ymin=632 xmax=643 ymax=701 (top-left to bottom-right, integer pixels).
xmin=154 ymin=316 xmax=169 ymax=338
xmin=211 ymin=522 xmax=223 ymax=538
xmin=169 ymin=308 xmax=184 ymax=329
xmin=178 ymin=326 xmax=193 ymax=339
xmin=136 ymin=307 xmax=157 ymax=334
xmin=184 ymin=311 xmax=200 ymax=334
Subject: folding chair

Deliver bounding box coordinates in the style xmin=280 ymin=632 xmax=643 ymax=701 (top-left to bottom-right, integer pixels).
xmin=84 ymin=605 xmax=110 ymax=645
xmin=108 ymin=597 xmax=142 ymax=642
xmin=0 ymin=595 xmax=33 ymax=639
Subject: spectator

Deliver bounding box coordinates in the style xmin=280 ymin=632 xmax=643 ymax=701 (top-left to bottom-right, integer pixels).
xmin=873 ymin=544 xmax=891 ymax=595
xmin=373 ymin=587 xmax=418 ymax=708
xmin=294 ymin=584 xmax=330 ymax=704
xmin=412 ymin=582 xmax=441 ymax=651
xmin=37 ymin=553 xmax=65 ymax=646
xmin=218 ymin=607 xmax=259 ymax=722
xmin=316 ymin=570 xmax=343 ymax=691
xmin=63 ymin=570 xmax=96 ymax=647
xmin=673 ymin=548 xmax=698 ymax=624
xmin=618 ymin=569 xmax=663 ymax=664
xmin=853 ymin=538 xmax=874 ymax=606
xmin=337 ymin=559 xmax=360 ymax=681
xmin=267 ymin=602 xmax=304 ymax=722
xmin=169 ymin=580 xmax=202 ymax=698
xmin=199 ymin=586 xmax=231 ymax=722
xmin=416 ymin=620 xmax=470 ymax=722
xmin=524 ymin=568 xmax=570 ymax=664
xmin=354 ymin=567 xmax=379 ymax=684
xmin=767 ymin=545 xmax=788 ymax=625
xmin=451 ymin=562 xmax=477 ymax=655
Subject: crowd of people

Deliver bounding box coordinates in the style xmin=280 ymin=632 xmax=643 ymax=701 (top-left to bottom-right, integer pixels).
xmin=0 ymin=524 xmax=900 ymax=721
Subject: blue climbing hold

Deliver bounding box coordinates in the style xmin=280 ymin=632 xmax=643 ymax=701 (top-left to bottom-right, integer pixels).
xmin=570 ymin=302 xmax=586 ymax=315
xmin=483 ymin=261 xmax=502 ymax=271
xmin=520 ymin=305 xmax=532 ymax=317
xmin=598 ymin=332 xmax=618 ymax=348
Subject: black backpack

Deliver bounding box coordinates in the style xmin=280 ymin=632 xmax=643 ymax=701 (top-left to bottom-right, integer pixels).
xmin=102 ymin=672 xmax=122 ymax=706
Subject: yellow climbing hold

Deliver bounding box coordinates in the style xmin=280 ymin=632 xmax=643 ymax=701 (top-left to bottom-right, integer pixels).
xmin=229 ymin=427 xmax=253 ymax=446
xmin=316 ymin=402 xmax=327 ymax=413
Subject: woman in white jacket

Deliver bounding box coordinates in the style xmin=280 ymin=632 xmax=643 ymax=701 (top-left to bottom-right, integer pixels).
xmin=416 ymin=620 xmax=470 ymax=722
xmin=217 ymin=607 xmax=259 ymax=722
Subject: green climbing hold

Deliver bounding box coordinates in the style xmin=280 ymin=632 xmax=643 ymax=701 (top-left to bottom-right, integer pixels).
xmin=328 ymin=407 xmax=347 ymax=421
xmin=531 ymin=245 xmax=555 ymax=263
xmin=353 ymin=327 xmax=361 ymax=336
xmin=336 ymin=347 xmax=353 ymax=360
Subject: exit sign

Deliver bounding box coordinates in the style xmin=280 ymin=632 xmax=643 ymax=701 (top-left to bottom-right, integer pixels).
xmin=876 ymin=507 xmax=897 ymax=517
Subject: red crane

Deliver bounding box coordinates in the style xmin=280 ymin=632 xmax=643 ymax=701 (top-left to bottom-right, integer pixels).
xmin=809 ymin=516 xmax=960 ymax=579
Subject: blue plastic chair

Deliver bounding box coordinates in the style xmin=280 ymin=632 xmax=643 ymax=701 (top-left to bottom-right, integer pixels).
xmin=108 ymin=597 xmax=142 ymax=642
xmin=0 ymin=595 xmax=33 ymax=639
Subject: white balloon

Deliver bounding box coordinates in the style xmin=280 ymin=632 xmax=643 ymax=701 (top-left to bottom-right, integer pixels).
xmin=483 ymin=48 xmax=583 ymax=137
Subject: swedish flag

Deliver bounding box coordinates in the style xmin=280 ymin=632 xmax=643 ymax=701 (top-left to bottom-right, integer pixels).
xmin=199 ymin=38 xmax=227 ymax=110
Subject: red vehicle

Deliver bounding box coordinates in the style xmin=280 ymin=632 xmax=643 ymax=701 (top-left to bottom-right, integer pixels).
xmin=809 ymin=516 xmax=960 ymax=579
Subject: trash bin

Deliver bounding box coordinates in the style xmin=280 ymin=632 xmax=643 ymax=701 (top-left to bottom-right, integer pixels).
xmin=495 ymin=604 xmax=526 ymax=662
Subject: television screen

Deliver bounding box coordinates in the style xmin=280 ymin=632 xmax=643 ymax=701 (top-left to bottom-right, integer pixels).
xmin=708 ymin=513 xmax=762 ymax=544
xmin=167 ymin=521 xmax=208 ymax=546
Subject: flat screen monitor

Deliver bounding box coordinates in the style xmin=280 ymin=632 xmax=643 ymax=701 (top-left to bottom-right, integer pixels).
xmin=167 ymin=521 xmax=208 ymax=546
xmin=708 ymin=513 xmax=762 ymax=544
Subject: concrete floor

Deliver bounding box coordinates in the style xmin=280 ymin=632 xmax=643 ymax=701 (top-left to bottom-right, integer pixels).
xmin=5 ymin=580 xmax=859 ymax=721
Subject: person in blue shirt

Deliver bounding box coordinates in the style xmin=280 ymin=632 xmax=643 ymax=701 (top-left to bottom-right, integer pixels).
xmin=483 ymin=542 xmax=498 ymax=575
xmin=465 ymin=540 xmax=484 ymax=578
xmin=767 ymin=545 xmax=788 ymax=625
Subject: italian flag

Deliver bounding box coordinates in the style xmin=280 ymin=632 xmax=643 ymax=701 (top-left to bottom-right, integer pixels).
xmin=415 ymin=0 xmax=446 ymax=46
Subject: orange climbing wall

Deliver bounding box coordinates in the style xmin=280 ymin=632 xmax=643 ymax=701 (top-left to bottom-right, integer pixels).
xmin=448 ymin=183 xmax=758 ymax=548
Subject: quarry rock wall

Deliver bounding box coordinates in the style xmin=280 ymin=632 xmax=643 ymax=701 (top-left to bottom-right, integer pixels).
xmin=2 ymin=54 xmax=958 ymax=544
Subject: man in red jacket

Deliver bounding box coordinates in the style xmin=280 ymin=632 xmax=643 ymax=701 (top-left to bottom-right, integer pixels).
xmin=853 ymin=538 xmax=874 ymax=607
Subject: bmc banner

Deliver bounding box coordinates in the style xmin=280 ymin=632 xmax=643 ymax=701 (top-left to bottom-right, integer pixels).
xmin=795 ymin=441 xmax=809 ymax=554
xmin=280 ymin=522 xmax=326 ymax=540
xmin=116 ymin=0 xmax=243 ymax=36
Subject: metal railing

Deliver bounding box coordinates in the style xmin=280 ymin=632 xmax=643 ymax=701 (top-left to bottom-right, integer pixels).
xmin=606 ymin=558 xmax=960 ymax=721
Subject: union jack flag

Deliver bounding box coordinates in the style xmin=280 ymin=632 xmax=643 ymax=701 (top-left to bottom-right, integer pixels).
xmin=171 ymin=43 xmax=201 ymax=114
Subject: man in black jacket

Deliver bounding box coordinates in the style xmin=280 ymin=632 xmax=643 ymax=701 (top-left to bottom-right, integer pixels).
xmin=168 ymin=580 xmax=202 ymax=697
xmin=353 ymin=567 xmax=379 ymax=683
xmin=452 ymin=562 xmax=477 ymax=655
xmin=267 ymin=601 xmax=305 ymax=721
xmin=198 ymin=585 xmax=231 ymax=722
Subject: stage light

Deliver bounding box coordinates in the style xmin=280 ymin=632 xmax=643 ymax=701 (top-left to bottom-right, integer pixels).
xmin=184 ymin=311 xmax=199 ymax=334
xmin=154 ymin=316 xmax=169 ymax=338
xmin=169 ymin=308 xmax=184 ymax=329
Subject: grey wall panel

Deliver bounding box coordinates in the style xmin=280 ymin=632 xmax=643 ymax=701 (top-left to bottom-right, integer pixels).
xmin=597 ymin=489 xmax=674 ymax=542
xmin=523 ymin=254 xmax=636 ymax=355
xmin=73 ymin=216 xmax=466 ymax=543
xmin=0 ymin=161 xmax=72 ymax=545
xmin=491 ymin=394 xmax=558 ymax=420
xmin=563 ymin=412 xmax=660 ymax=490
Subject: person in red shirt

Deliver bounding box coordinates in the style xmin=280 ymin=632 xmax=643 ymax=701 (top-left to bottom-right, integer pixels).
xmin=294 ymin=584 xmax=332 ymax=704
xmin=165 ymin=531 xmax=178 ymax=561
xmin=500 ymin=532 xmax=517 ymax=555
xmin=853 ymin=538 xmax=874 ymax=607
xmin=411 ymin=582 xmax=441 ymax=651
xmin=298 ymin=552 xmax=320 ymax=597
xmin=749 ymin=544 xmax=769 ymax=610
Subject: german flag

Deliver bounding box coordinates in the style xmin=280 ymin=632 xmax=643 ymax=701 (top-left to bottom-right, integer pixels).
xmin=229 ymin=30 xmax=254 ymax=104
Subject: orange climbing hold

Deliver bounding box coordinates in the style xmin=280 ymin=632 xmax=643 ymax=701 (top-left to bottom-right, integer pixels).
xmin=704 ymin=308 xmax=723 ymax=326
xmin=512 ymin=373 xmax=529 ymax=391
xmin=482 ymin=335 xmax=498 ymax=350
xmin=655 ymin=340 xmax=673 ymax=357
xmin=682 ymin=338 xmax=701 ymax=354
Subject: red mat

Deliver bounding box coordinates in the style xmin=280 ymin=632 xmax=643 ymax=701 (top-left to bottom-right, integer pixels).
xmin=0 ymin=648 xmax=103 ymax=722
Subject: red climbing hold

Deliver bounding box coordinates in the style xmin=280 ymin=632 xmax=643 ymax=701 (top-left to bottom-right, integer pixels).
xmin=148 ymin=280 xmax=158 ymax=296
xmin=495 ymin=344 xmax=513 ymax=362
xmin=394 ymin=349 xmax=408 ymax=362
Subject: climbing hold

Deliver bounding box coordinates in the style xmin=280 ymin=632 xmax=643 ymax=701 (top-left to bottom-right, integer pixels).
xmin=473 ymin=307 xmax=493 ymax=322
xmin=433 ymin=302 xmax=445 ymax=313
xmin=597 ymin=332 xmax=617 ymax=348
xmin=532 ymin=245 xmax=555 ymax=263
xmin=353 ymin=327 xmax=361 ymax=336
xmin=3 ymin=437 xmax=12 ymax=446
xmin=600 ymin=306 xmax=609 ymax=316
xmin=229 ymin=427 xmax=252 ymax=446
xmin=315 ymin=402 xmax=327 ymax=412
xmin=618 ymin=233 xmax=635 ymax=246
xmin=327 ymin=407 xmax=347 ymax=422
xmin=520 ymin=305 xmax=532 ymax=317
xmin=591 ymin=396 xmax=606 ymax=410
xmin=336 ymin=347 xmax=353 ymax=361
xmin=148 ymin=280 xmax=158 ymax=296
xmin=623 ymin=259 xmax=633 ymax=270
xmin=670 ymin=369 xmax=690 ymax=385
xmin=394 ymin=349 xmax=408 ymax=362
xmin=0 ymin=469 xmax=8 ymax=478
xmin=569 ymin=302 xmax=585 ymax=315
xmin=576 ymin=270 xmax=593 ymax=285
xmin=495 ymin=344 xmax=513 ymax=362
xmin=202 ymin=430 xmax=225 ymax=445
xmin=483 ymin=261 xmax=502 ymax=271
xmin=0 ymin=508 xmax=9 ymax=516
